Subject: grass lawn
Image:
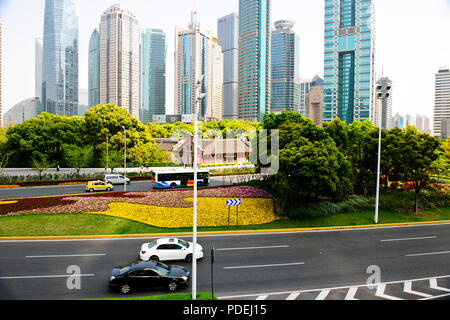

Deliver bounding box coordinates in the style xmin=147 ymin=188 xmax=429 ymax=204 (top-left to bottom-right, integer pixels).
xmin=1 ymin=207 xmax=449 ymax=237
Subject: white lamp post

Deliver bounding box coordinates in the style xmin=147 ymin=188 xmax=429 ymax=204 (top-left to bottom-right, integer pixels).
xmin=375 ymin=84 xmax=391 ymax=224
xmin=192 ymin=75 xmax=206 ymax=300
xmin=122 ymin=126 xmax=127 ymax=193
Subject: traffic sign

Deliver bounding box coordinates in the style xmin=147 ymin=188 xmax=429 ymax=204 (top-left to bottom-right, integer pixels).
xmin=226 ymin=199 xmax=241 ymax=206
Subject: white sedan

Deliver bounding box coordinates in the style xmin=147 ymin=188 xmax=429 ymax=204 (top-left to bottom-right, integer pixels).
xmin=140 ymin=238 xmax=204 ymax=262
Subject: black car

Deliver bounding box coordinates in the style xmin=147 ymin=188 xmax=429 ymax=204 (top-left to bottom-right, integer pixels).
xmin=109 ymin=260 xmax=190 ymax=294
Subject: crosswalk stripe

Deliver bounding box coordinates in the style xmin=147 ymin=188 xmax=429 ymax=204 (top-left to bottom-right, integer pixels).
xmin=403 ymin=281 xmax=433 ymax=298
xmin=375 ymin=284 xmax=403 ymax=300
xmin=315 ymin=290 xmax=331 ymax=300
xmin=256 ymin=295 xmax=268 ymax=300
xmin=286 ymin=292 xmax=300 ymax=300
xmin=430 ymin=278 xmax=450 ymax=293
xmin=345 ymin=287 xmax=359 ymax=300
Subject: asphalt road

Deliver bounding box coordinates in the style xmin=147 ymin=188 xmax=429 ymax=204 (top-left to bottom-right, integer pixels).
xmin=0 ymin=175 xmax=256 ymax=200
xmin=0 ymin=223 xmax=449 ymax=300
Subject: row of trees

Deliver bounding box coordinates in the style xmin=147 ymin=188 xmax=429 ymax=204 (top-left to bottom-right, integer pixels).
xmin=261 ymin=111 xmax=449 ymax=213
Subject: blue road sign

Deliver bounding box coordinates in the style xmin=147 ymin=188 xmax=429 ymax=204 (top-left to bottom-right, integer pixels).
xmin=226 ymin=199 xmax=241 ymax=206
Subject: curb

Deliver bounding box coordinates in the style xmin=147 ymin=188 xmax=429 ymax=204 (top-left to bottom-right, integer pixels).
xmin=1 ymin=220 xmax=449 ymax=241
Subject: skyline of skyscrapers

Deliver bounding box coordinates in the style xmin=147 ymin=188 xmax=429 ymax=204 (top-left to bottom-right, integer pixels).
xmin=218 ymin=12 xmax=239 ymax=120
xmin=238 ymin=0 xmax=271 ymax=122
xmin=99 ymin=4 xmax=141 ymax=120
xmin=270 ymin=20 xmax=300 ymax=114
xmin=41 ymin=0 xmax=79 ymax=117
xmin=323 ymin=0 xmax=376 ymax=125
xmin=141 ymin=28 xmax=166 ymax=124
xmin=433 ymin=67 xmax=450 ymax=138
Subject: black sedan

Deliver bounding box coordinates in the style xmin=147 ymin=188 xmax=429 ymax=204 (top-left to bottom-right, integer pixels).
xmin=109 ymin=260 xmax=190 ymax=294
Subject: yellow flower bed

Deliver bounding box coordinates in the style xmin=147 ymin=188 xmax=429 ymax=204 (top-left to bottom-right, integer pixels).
xmin=0 ymin=200 xmax=18 ymax=205
xmin=87 ymin=197 xmax=275 ymax=228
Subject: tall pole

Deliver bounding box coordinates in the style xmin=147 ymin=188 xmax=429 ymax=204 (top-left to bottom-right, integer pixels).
xmin=123 ymin=127 xmax=127 ymax=193
xmin=107 ymin=134 xmax=109 ymax=171
xmin=375 ymin=85 xmax=388 ymax=224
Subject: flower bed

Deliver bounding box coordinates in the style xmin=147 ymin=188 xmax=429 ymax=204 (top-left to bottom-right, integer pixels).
xmin=0 ymin=186 xmax=275 ymax=228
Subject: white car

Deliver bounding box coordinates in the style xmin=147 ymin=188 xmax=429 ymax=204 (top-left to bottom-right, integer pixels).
xmin=104 ymin=174 xmax=131 ymax=185
xmin=140 ymin=238 xmax=204 ymax=262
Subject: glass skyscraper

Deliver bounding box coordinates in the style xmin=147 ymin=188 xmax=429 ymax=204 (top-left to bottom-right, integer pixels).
xmin=141 ymin=28 xmax=166 ymax=124
xmin=88 ymin=28 xmax=100 ymax=109
xmin=271 ymin=20 xmax=300 ymax=114
xmin=323 ymin=0 xmax=376 ymax=125
xmin=42 ymin=0 xmax=79 ymax=117
xmin=218 ymin=13 xmax=239 ymax=120
xmin=238 ymin=0 xmax=271 ymax=122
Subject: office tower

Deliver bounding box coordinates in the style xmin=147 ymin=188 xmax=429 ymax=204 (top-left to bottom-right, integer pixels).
xmin=209 ymin=37 xmax=223 ymax=121
xmin=307 ymin=82 xmax=324 ymax=126
xmin=0 ymin=17 xmax=2 ymax=126
xmin=323 ymin=0 xmax=376 ymax=125
xmin=218 ymin=13 xmax=239 ymax=120
xmin=42 ymin=0 xmax=79 ymax=117
xmin=141 ymin=28 xmax=166 ymax=124
xmin=375 ymin=77 xmax=393 ymax=129
xmin=441 ymin=119 xmax=450 ymax=139
xmin=433 ymin=67 xmax=450 ymax=138
xmin=300 ymin=76 xmax=324 ymax=117
xmin=88 ymin=29 xmax=100 ymax=108
xmin=99 ymin=4 xmax=140 ymax=120
xmin=416 ymin=114 xmax=431 ymax=134
xmin=35 ymin=38 xmax=43 ymax=102
xmin=174 ymin=11 xmax=212 ymax=119
xmin=4 ymin=98 xmax=43 ymax=125
xmin=271 ymin=20 xmax=300 ymax=114
xmin=238 ymin=0 xmax=271 ymax=122
xmin=78 ymin=88 xmax=88 ymax=116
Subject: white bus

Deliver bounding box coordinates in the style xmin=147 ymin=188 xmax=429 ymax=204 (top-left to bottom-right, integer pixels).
xmin=150 ymin=168 xmax=210 ymax=189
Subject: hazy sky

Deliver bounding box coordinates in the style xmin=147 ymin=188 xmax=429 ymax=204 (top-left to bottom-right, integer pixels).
xmin=1 ymin=0 xmax=449 ymax=119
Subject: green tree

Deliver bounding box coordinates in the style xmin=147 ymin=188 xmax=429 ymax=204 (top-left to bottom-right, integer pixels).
xmin=30 ymin=151 xmax=54 ymax=180
xmin=63 ymin=145 xmax=94 ymax=178
xmin=396 ymin=127 xmax=442 ymax=213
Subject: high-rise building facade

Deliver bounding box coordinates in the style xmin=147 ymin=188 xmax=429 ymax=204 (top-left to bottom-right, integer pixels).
xmin=218 ymin=13 xmax=239 ymax=120
xmin=416 ymin=114 xmax=431 ymax=135
xmin=433 ymin=67 xmax=450 ymax=138
xmin=4 ymin=98 xmax=43 ymax=125
xmin=35 ymin=38 xmax=43 ymax=102
xmin=323 ymin=0 xmax=376 ymax=125
xmin=141 ymin=28 xmax=166 ymax=124
xmin=209 ymin=37 xmax=223 ymax=121
xmin=307 ymin=83 xmax=324 ymax=126
xmin=238 ymin=0 xmax=271 ymax=122
xmin=99 ymin=4 xmax=140 ymax=120
xmin=174 ymin=11 xmax=212 ymax=119
xmin=42 ymin=0 xmax=79 ymax=117
xmin=88 ymin=29 xmax=100 ymax=109
xmin=270 ymin=20 xmax=300 ymax=114
xmin=300 ymin=76 xmax=324 ymax=117
xmin=375 ymin=77 xmax=393 ymax=129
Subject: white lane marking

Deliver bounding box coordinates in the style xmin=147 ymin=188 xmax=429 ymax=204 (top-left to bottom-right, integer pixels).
xmin=406 ymin=250 xmax=450 ymax=257
xmin=381 ymin=236 xmax=437 ymax=242
xmin=403 ymin=281 xmax=432 ymax=298
xmin=256 ymin=295 xmax=268 ymax=300
xmin=345 ymin=287 xmax=359 ymax=300
xmin=224 ymin=262 xmax=305 ymax=270
xmin=421 ymin=293 xmax=450 ymax=300
xmin=0 ymin=274 xmax=95 ymax=280
xmin=216 ymin=245 xmax=290 ymax=251
xmin=315 ymin=290 xmax=331 ymax=300
xmin=286 ymin=292 xmax=300 ymax=300
xmin=25 ymin=253 xmax=106 ymax=259
xmin=375 ymin=284 xmax=403 ymax=300
xmin=429 ymin=278 xmax=450 ymax=293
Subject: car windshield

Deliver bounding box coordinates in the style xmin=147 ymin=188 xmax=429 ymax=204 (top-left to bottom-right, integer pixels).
xmin=178 ymin=239 xmax=190 ymax=248
xmin=155 ymin=262 xmax=170 ymax=275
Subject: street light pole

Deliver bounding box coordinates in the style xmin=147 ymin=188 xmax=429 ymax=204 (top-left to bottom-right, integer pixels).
xmin=192 ymin=75 xmax=206 ymax=301
xmin=122 ymin=126 xmax=127 ymax=193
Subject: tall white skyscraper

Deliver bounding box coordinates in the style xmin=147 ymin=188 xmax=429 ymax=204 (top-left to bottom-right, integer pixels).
xmin=433 ymin=67 xmax=450 ymax=138
xmin=209 ymin=37 xmax=223 ymax=121
xmin=99 ymin=4 xmax=140 ymax=119
xmin=35 ymin=38 xmax=43 ymax=102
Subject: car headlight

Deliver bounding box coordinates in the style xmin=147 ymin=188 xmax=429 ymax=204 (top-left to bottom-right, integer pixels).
xmin=110 ymin=276 xmax=116 ymax=281
xmin=181 ymin=276 xmax=188 ymax=282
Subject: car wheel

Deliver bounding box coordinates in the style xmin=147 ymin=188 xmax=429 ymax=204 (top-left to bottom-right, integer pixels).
xmin=89 ymin=188 xmax=94 ymax=192
xmin=150 ymin=255 xmax=159 ymax=262
xmin=185 ymin=254 xmax=193 ymax=263
xmin=168 ymin=282 xmax=178 ymax=291
xmin=170 ymin=183 xmax=177 ymax=189
xmin=120 ymin=284 xmax=132 ymax=294
xmin=107 ymin=187 xmax=111 ymax=191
